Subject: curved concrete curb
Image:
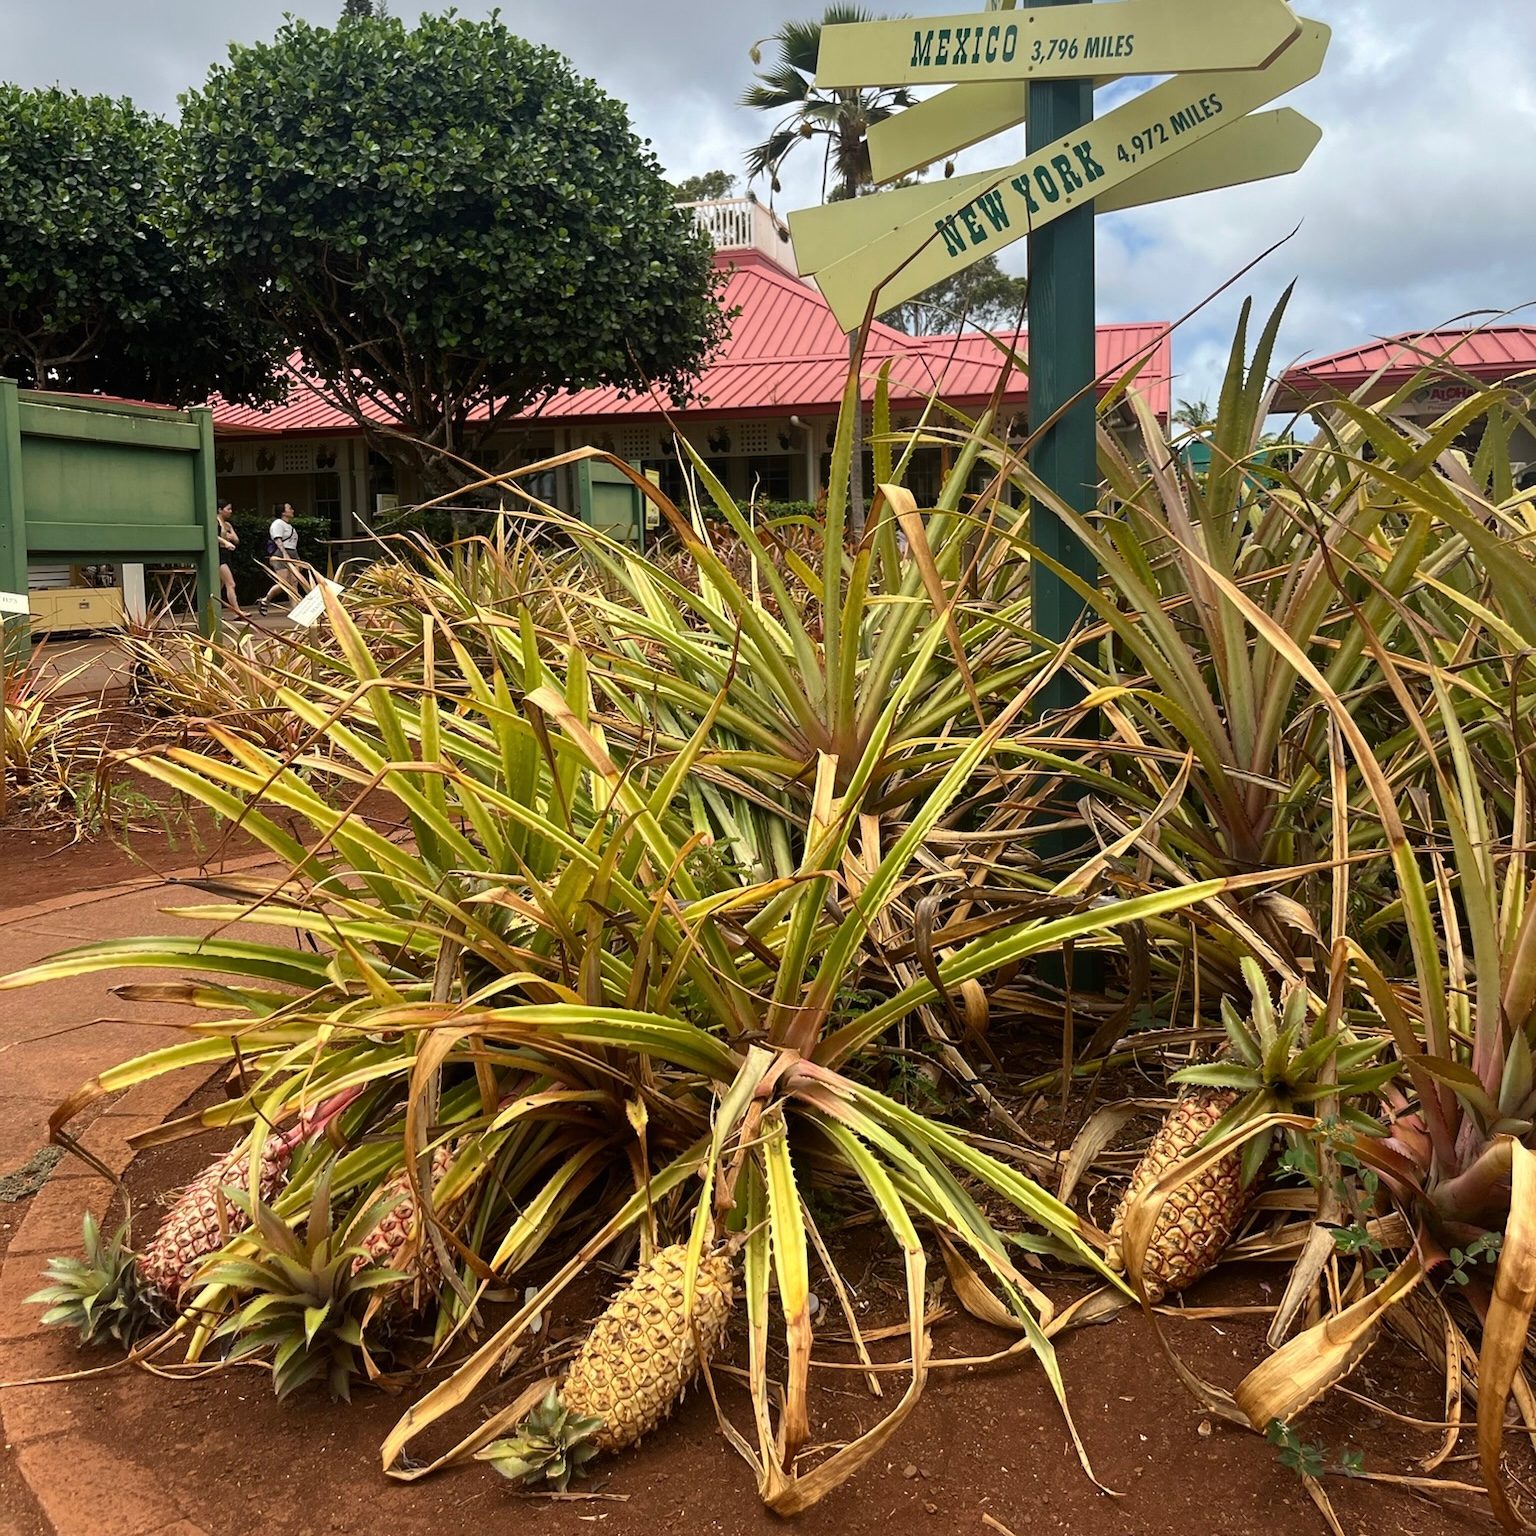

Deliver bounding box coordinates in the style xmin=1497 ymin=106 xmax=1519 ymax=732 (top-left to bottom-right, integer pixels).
xmin=0 ymin=858 xmax=284 ymax=1536
xmin=1 ymin=1066 xmax=215 ymax=1536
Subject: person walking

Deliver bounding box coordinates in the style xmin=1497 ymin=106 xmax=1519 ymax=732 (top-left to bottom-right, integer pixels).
xmin=257 ymin=504 xmax=306 ymax=614
xmin=216 ymin=501 xmax=245 ymax=619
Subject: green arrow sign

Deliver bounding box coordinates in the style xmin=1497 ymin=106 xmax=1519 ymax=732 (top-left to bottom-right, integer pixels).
xmin=806 ymin=19 xmax=1330 ymax=331
xmin=792 ymin=108 xmax=1321 ymax=277
xmin=816 ymin=0 xmax=1301 ymax=88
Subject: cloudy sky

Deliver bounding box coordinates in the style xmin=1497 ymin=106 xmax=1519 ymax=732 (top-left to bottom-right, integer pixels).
xmin=4 ymin=0 xmax=1534 ymax=407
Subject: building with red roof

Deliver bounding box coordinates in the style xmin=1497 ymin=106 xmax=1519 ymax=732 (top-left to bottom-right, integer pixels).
xmin=209 ymin=199 xmax=1171 ymax=536
xmin=1274 ymin=324 xmax=1536 ymax=484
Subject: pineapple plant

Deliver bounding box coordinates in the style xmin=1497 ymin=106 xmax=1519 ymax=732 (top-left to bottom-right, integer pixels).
xmin=476 ymin=1243 xmax=734 ymax=1488
xmin=1106 ymin=959 xmax=1393 ymax=1302
xmin=27 ymin=1214 xmax=167 ymax=1348
xmin=207 ymin=1168 xmax=401 ymax=1400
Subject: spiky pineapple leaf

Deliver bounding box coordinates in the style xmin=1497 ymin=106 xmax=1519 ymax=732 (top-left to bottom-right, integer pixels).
xmin=475 ymin=1387 xmax=605 ymax=1491
xmin=1175 ymin=1063 xmax=1264 ymax=1091
xmin=27 ymin=1215 xmax=165 ymax=1348
xmin=205 ymin=1170 xmax=394 ymax=1400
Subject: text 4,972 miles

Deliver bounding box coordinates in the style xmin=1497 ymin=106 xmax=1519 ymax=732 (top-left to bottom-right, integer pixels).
xmin=1116 ymin=92 xmax=1224 ymax=166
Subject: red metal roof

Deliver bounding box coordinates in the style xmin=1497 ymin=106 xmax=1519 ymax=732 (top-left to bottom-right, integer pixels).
xmin=211 ymin=249 xmax=1171 ymax=435
xmin=1276 ymin=325 xmax=1536 ymax=408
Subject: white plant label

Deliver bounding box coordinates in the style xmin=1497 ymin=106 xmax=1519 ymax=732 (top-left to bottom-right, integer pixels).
xmin=288 ymin=578 xmax=344 ymax=628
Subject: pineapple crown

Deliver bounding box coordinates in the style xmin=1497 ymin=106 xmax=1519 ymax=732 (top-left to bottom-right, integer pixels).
xmin=28 ymin=1213 xmax=168 ymax=1350
xmin=1172 ymin=958 xmax=1396 ymax=1184
xmin=205 ymin=1169 xmax=404 ymax=1401
xmin=474 ymin=1387 xmax=605 ymax=1491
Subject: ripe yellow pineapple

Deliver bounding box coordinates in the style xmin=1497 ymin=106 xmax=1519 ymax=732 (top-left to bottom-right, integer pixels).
xmin=1104 ymin=959 xmax=1394 ymax=1302
xmin=1104 ymin=1088 xmax=1246 ymax=1303
xmin=477 ymin=1243 xmax=735 ymax=1488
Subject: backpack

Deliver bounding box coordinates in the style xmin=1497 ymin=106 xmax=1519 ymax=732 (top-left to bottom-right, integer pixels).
xmin=265 ymin=537 xmax=278 ymax=556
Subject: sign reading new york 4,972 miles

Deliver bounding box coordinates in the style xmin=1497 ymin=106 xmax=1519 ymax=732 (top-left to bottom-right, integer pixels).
xmin=814 ymin=0 xmax=1302 ymax=87
xmin=935 ymin=91 xmax=1225 ymax=258
xmin=807 ymin=20 xmax=1330 ymax=332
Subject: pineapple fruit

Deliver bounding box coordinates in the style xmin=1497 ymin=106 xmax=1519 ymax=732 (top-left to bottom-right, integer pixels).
xmin=1104 ymin=1088 xmax=1245 ymax=1303
xmin=478 ymin=1243 xmax=734 ymax=1489
xmin=353 ymin=1143 xmax=455 ymax=1315
xmin=1105 ymin=959 xmax=1393 ymax=1302
xmin=137 ymin=1132 xmax=301 ymax=1299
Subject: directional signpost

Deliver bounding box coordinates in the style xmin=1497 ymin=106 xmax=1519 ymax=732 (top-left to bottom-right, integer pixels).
xmin=792 ymin=0 xmax=1331 ymax=854
xmin=800 ymin=19 xmax=1330 ymax=329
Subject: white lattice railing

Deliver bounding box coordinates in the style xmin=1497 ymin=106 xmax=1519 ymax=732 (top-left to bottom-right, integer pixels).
xmin=680 ymin=198 xmax=798 ymax=273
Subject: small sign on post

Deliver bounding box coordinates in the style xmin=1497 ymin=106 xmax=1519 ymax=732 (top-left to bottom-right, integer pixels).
xmin=815 ymin=0 xmax=1303 ymax=88
xmin=288 ymin=577 xmax=344 ymax=629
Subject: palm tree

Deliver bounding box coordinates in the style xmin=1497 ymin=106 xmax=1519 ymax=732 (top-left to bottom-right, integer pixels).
xmin=742 ymin=9 xmax=914 ymax=203
xmin=1172 ymin=397 xmax=1214 ymax=433
xmin=742 ymin=8 xmax=915 ymax=534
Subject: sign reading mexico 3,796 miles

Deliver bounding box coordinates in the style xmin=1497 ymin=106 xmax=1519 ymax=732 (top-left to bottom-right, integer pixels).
xmin=814 ymin=0 xmax=1303 ymax=87
xmin=806 ymin=19 xmax=1331 ymax=332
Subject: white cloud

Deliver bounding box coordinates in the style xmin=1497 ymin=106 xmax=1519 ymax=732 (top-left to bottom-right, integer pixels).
xmin=3 ymin=0 xmax=1533 ymax=405
xmin=1092 ymin=0 xmax=1536 ymax=402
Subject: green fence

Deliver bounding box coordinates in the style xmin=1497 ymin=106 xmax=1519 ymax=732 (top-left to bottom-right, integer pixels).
xmin=0 ymin=379 xmax=220 ymax=652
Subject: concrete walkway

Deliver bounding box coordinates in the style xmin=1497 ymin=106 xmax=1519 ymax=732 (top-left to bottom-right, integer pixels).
xmin=0 ymin=863 xmax=288 ymax=1536
xmin=32 ymin=616 xmax=294 ymax=700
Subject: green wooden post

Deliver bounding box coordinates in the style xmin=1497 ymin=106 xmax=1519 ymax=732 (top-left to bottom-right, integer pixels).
xmin=191 ymin=405 xmax=221 ymax=638
xmin=1027 ymin=0 xmax=1098 ymax=721
xmin=0 ymin=379 xmax=29 ymax=664
xmin=1027 ymin=0 xmax=1100 ymax=953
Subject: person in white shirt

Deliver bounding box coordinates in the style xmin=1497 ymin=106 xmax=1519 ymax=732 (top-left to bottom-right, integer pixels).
xmin=258 ymin=503 xmax=308 ymax=613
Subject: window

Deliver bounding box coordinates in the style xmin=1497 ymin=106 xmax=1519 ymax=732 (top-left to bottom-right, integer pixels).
xmin=312 ymin=472 xmax=342 ymax=537
xmin=747 ymin=457 xmax=793 ymax=502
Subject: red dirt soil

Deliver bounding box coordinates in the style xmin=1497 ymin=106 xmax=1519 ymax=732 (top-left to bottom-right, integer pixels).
xmin=0 ymin=828 xmax=1504 ymax=1536
xmin=0 ymin=779 xmax=407 ymax=908
xmin=8 ymin=1098 xmax=1494 ymax=1536
xmin=0 ymin=801 xmax=267 ymax=908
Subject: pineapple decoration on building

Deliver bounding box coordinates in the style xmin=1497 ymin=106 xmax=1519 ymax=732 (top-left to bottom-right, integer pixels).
xmin=1105 ymin=959 xmax=1393 ymax=1302
xmin=476 ymin=1243 xmax=736 ymax=1489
